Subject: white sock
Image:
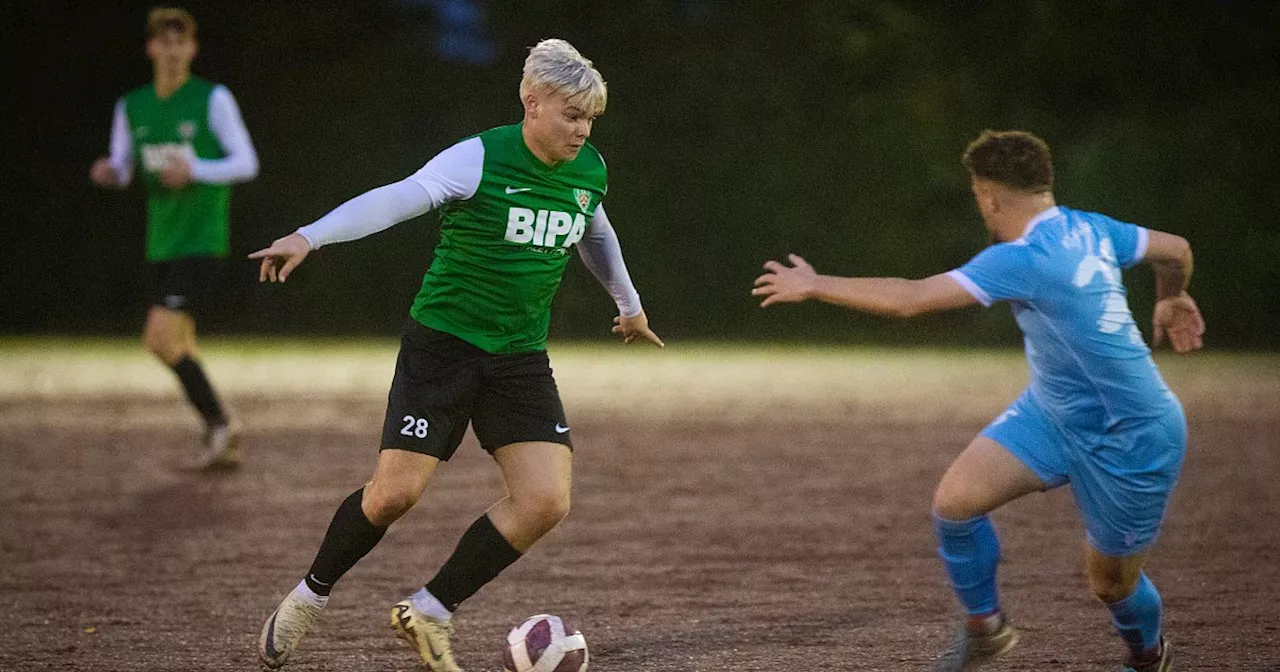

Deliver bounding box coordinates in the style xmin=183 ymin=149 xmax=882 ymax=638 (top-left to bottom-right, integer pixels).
xmin=410 ymin=587 xmax=453 ymax=621
xmin=291 ymin=579 xmax=330 ymax=609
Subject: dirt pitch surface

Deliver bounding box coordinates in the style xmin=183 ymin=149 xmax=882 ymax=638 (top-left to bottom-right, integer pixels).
xmin=2 ymin=341 xmax=1278 ymax=671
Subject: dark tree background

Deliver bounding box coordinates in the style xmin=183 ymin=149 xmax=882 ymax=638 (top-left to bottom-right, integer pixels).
xmin=5 ymin=1 xmax=1278 ymax=347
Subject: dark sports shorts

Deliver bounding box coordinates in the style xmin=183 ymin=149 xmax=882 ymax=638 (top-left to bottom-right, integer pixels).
xmin=381 ymin=319 xmax=572 ymax=460
xmin=150 ymin=256 xmax=225 ymax=319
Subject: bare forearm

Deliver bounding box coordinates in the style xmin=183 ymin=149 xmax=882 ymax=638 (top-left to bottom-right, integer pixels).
xmin=1152 ymin=247 xmax=1193 ymax=300
xmin=1142 ymin=230 xmax=1194 ymax=300
xmin=811 ymin=276 xmax=917 ymax=317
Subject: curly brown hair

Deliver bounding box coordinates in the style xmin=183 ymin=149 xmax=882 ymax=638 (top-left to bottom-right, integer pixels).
xmin=962 ymin=130 xmax=1053 ymax=193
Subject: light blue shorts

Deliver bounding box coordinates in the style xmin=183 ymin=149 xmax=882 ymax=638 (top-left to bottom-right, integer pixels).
xmin=982 ymin=389 xmax=1187 ymax=557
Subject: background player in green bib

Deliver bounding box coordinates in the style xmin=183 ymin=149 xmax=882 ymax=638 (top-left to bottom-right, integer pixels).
xmin=251 ymin=39 xmax=661 ymax=671
xmin=90 ymin=7 xmax=259 ymax=470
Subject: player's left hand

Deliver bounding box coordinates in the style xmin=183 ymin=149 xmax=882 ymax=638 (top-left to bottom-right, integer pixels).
xmin=1152 ymin=292 xmax=1205 ymax=354
xmin=159 ymin=156 xmax=193 ymax=188
xmin=89 ymin=157 xmax=122 ymax=188
xmin=753 ymin=253 xmax=817 ymax=307
xmin=612 ymin=311 xmax=664 ymax=347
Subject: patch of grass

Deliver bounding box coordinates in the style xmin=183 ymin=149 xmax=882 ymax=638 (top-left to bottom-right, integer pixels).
xmin=1 ymin=337 xmax=1275 ymax=422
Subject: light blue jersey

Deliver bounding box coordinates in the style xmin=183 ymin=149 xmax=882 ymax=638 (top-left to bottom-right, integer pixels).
xmin=948 ymin=206 xmax=1186 ymax=556
xmin=948 ymin=206 xmax=1178 ymax=440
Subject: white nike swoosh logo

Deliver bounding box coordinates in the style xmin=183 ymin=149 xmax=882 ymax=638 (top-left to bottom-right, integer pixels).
xmin=505 ymin=186 xmax=533 ymax=194
xmin=554 ymin=423 xmax=570 ymax=434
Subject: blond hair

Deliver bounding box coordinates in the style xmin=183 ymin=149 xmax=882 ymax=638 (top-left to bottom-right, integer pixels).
xmin=147 ymin=7 xmax=197 ymax=39
xmin=520 ymin=39 xmax=607 ymax=116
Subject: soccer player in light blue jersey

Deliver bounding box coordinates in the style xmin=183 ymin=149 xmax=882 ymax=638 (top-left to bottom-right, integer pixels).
xmin=753 ymin=130 xmax=1203 ymax=672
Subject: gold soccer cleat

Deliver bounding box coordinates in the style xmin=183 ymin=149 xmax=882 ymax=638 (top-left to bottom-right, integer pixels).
xmin=391 ymin=600 xmax=463 ymax=672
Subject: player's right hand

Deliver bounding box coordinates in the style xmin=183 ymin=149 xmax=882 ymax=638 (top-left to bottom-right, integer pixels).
xmin=90 ymin=157 xmax=120 ymax=188
xmin=1152 ymin=292 xmax=1205 ymax=354
xmin=248 ymin=232 xmax=312 ymax=283
xmin=753 ymin=253 xmax=817 ymax=307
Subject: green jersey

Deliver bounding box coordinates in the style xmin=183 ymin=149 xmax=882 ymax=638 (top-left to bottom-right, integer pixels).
xmin=123 ymin=76 xmax=231 ymax=261
xmin=410 ymin=124 xmax=608 ymax=354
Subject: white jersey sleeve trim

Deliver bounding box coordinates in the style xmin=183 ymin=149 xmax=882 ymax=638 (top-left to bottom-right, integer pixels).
xmin=946 ymin=270 xmax=993 ymax=307
xmin=406 ymin=137 xmax=484 ymax=203
xmin=1130 ymin=227 xmax=1150 ymax=268
xmin=189 ymin=85 xmax=260 ymax=185
xmin=577 ymin=204 xmax=643 ymax=317
xmin=108 ymin=99 xmax=134 ymax=186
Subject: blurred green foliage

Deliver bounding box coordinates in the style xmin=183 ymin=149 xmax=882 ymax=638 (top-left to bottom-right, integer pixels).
xmin=7 ymin=1 xmax=1278 ymax=347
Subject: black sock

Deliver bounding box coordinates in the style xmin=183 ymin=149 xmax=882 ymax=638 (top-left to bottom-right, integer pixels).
xmin=170 ymin=355 xmax=228 ymax=427
xmin=425 ymin=514 xmax=523 ymax=612
xmin=304 ymin=488 xmax=388 ymax=596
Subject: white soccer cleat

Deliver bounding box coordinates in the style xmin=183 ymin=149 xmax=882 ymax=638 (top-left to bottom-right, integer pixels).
xmin=258 ymin=591 xmax=323 ymax=669
xmin=391 ymin=600 xmax=463 ymax=672
xmin=189 ymin=422 xmax=241 ymax=471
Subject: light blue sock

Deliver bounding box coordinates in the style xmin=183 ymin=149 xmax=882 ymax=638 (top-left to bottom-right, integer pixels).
xmin=1107 ymin=572 xmax=1162 ymax=654
xmin=933 ymin=514 xmax=1001 ymax=616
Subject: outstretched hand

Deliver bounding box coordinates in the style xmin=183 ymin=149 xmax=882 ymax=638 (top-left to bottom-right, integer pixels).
xmin=1152 ymin=293 xmax=1204 ymax=353
xmin=612 ymin=311 xmax=664 ymax=347
xmin=752 ymin=253 xmax=817 ymax=307
xmin=248 ymin=232 xmax=312 ymax=283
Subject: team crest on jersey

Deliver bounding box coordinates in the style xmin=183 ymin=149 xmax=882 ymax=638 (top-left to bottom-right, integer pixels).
xmin=573 ymin=188 xmax=592 ymax=214
xmin=178 ymin=120 xmax=198 ymax=140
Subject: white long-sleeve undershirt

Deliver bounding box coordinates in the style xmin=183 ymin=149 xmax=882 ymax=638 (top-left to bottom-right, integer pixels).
xmin=294 ymin=137 xmax=643 ymax=317
xmin=107 ymin=84 xmax=259 ymax=186
xmin=295 ymin=180 xmax=439 ymax=248
xmin=107 ymin=99 xmax=133 ymax=183
xmin=295 ymin=137 xmax=483 ymax=248
xmin=576 ymin=206 xmax=643 ymax=317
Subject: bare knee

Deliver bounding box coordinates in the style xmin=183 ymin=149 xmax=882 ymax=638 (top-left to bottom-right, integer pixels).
xmin=362 ymin=483 xmax=421 ymax=526
xmin=1089 ymin=567 xmax=1141 ymax=604
xmin=361 ymin=450 xmax=437 ymax=526
xmin=143 ymin=327 xmax=174 ymax=361
xmin=932 ymin=480 xmax=985 ymax=521
xmin=932 ymin=436 xmax=1045 ymax=521
xmin=514 ymin=489 xmax=571 ymax=535
xmin=143 ymin=323 xmax=187 ymax=364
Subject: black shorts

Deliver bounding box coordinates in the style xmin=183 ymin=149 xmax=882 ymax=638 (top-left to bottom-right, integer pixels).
xmin=380 ymin=319 xmax=572 ymax=460
xmin=151 ymin=256 xmax=225 ymax=319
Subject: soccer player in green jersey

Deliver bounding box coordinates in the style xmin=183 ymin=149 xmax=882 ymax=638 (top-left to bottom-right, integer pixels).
xmin=251 ymin=39 xmax=662 ymax=671
xmin=90 ymin=8 xmax=259 ymax=470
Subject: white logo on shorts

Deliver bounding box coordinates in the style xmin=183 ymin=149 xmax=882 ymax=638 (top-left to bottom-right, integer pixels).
xmin=992 ymin=408 xmax=1020 ymax=426
xmin=163 ymin=294 xmax=187 ymax=309
xmin=554 ymin=423 xmax=570 ymax=434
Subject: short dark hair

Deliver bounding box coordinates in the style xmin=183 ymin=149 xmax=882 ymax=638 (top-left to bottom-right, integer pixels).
xmin=147 ymin=7 xmax=197 ymax=39
xmin=962 ymin=130 xmax=1053 ymax=193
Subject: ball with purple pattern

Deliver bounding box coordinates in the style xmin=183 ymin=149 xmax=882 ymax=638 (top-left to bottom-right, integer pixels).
xmin=502 ymin=614 xmax=588 ymax=672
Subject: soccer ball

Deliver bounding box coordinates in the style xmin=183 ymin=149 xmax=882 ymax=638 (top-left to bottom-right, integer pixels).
xmin=502 ymin=614 xmax=588 ymax=672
